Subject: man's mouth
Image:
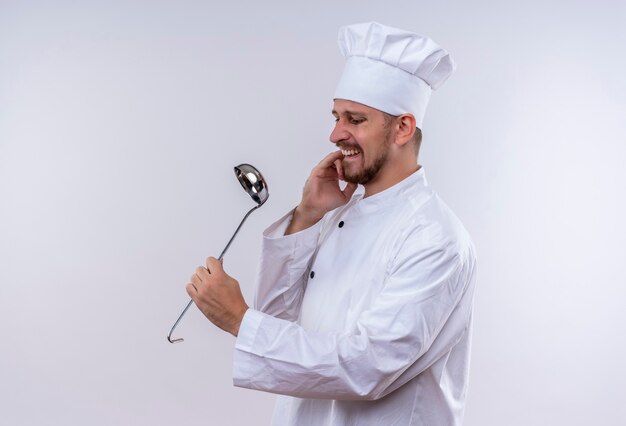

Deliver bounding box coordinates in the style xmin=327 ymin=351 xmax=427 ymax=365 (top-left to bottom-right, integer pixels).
xmin=341 ymin=148 xmax=361 ymax=157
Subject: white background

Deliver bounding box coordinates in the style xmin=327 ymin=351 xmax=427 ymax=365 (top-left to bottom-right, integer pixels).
xmin=1 ymin=1 xmax=625 ymax=425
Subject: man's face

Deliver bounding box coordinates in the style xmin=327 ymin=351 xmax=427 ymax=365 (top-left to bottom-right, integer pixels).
xmin=330 ymin=99 xmax=394 ymax=185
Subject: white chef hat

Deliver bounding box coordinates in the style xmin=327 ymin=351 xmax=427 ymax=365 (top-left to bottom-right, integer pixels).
xmin=334 ymin=22 xmax=456 ymax=128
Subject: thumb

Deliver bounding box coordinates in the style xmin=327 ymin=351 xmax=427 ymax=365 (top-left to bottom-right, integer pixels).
xmin=342 ymin=182 xmax=358 ymax=200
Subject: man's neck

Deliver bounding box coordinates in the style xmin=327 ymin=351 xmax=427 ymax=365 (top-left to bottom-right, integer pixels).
xmin=363 ymin=163 xmax=421 ymax=198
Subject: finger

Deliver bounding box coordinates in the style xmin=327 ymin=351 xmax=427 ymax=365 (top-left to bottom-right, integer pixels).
xmin=315 ymin=150 xmax=344 ymax=170
xmin=186 ymin=282 xmax=198 ymax=298
xmin=206 ymin=256 xmax=223 ymax=274
xmin=342 ymin=182 xmax=358 ymax=199
xmin=334 ymin=158 xmax=344 ymax=181
xmin=191 ymin=273 xmax=202 ymax=286
xmin=196 ymin=266 xmax=209 ymax=279
xmin=205 ymin=256 xmax=218 ymax=271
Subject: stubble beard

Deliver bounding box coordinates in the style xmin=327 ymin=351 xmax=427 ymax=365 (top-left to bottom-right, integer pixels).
xmin=342 ymin=129 xmax=393 ymax=185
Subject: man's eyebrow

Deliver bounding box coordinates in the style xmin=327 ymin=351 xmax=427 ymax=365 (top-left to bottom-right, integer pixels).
xmin=331 ymin=109 xmax=367 ymax=117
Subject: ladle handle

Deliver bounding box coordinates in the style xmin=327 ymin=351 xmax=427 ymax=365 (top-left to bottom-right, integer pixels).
xmin=167 ymin=204 xmax=262 ymax=343
xmin=217 ymin=204 xmax=261 ymax=260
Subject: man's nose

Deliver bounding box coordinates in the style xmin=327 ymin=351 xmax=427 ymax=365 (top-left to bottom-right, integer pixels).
xmin=329 ymin=121 xmax=349 ymax=144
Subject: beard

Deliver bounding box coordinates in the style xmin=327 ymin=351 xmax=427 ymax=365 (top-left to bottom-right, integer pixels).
xmin=342 ymin=128 xmax=393 ymax=185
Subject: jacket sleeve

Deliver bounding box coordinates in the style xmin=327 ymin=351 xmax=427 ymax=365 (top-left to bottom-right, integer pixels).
xmin=233 ymin=229 xmax=477 ymax=400
xmin=252 ymin=209 xmax=324 ymax=321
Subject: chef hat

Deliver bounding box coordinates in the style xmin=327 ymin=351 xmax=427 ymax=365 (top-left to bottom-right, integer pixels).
xmin=334 ymin=22 xmax=456 ymax=128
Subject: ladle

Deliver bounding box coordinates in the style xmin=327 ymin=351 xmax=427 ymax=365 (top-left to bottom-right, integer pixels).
xmin=167 ymin=164 xmax=269 ymax=343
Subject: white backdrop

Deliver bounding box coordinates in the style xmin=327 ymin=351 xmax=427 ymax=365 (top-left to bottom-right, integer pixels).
xmin=1 ymin=1 xmax=625 ymax=425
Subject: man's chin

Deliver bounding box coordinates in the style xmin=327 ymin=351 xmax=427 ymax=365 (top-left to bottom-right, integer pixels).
xmin=343 ymin=164 xmax=383 ymax=186
xmin=343 ymin=176 xmax=361 ymax=185
xmin=343 ymin=171 xmax=369 ymax=185
xmin=342 ymin=164 xmax=362 ymax=184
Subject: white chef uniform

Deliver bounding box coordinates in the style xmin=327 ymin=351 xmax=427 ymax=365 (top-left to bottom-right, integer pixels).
xmin=233 ymin=168 xmax=477 ymax=425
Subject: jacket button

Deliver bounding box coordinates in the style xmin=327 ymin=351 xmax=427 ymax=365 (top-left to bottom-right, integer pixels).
xmin=338 ymin=221 xmax=344 ymax=228
xmin=310 ymin=271 xmax=315 ymax=279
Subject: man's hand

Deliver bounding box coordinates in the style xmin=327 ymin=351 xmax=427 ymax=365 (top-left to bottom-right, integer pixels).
xmin=286 ymin=150 xmax=358 ymax=234
xmin=186 ymin=257 xmax=249 ymax=337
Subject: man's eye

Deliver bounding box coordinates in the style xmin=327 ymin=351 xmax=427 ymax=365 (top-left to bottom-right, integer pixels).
xmin=333 ymin=117 xmax=364 ymax=124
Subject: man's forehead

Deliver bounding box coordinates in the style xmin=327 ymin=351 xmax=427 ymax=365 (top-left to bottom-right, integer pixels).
xmin=331 ymin=99 xmax=377 ymax=116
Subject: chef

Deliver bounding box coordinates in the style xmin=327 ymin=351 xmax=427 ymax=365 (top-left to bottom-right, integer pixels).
xmin=187 ymin=22 xmax=477 ymax=426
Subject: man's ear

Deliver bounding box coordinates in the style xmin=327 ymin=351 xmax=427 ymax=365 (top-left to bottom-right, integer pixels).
xmin=395 ymin=114 xmax=417 ymax=147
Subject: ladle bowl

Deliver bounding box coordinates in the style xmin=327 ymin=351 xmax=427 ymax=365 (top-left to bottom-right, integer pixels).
xmin=167 ymin=163 xmax=269 ymax=343
xmin=235 ymin=164 xmax=269 ymax=206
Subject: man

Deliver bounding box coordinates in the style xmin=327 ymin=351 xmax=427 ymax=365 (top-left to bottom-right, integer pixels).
xmin=187 ymin=22 xmax=477 ymax=425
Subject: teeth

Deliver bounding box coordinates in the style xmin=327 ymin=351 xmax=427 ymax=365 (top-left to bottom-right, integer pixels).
xmin=341 ymin=149 xmax=360 ymax=156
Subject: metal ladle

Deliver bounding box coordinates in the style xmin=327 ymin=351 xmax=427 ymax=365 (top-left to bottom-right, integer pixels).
xmin=167 ymin=164 xmax=269 ymax=343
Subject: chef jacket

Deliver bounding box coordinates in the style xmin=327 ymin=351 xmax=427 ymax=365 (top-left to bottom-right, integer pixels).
xmin=232 ymin=167 xmax=477 ymax=426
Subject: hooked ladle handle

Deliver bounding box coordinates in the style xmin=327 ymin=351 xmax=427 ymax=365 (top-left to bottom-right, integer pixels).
xmin=167 ymin=203 xmax=261 ymax=343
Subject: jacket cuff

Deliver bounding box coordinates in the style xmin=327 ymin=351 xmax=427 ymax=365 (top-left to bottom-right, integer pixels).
xmin=232 ymin=309 xmax=267 ymax=388
xmin=235 ymin=308 xmax=264 ymax=353
xmin=261 ymin=209 xmax=323 ymax=264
